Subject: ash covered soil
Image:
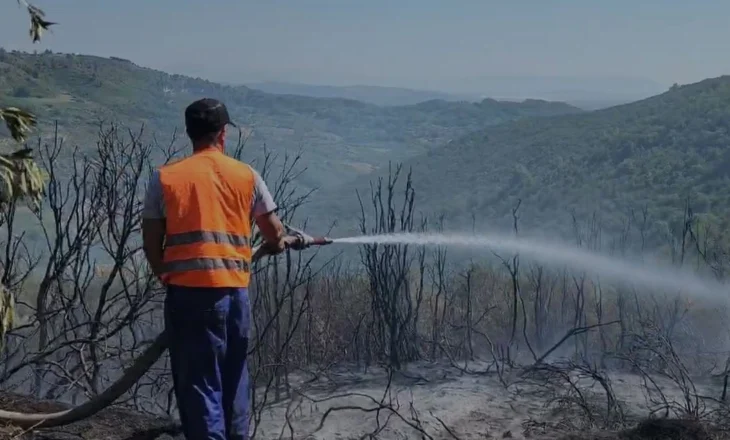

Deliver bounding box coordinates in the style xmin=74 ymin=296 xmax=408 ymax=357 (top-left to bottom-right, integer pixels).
xmin=1 ymin=360 xmax=729 ymax=439
xmin=0 ymin=392 xmax=182 ymax=440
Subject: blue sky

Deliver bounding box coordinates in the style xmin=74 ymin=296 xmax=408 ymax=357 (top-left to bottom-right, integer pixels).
xmin=1 ymin=0 xmax=728 ymax=92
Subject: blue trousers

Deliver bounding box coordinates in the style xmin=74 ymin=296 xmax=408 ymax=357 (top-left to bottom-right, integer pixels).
xmin=165 ymin=285 xmax=251 ymax=440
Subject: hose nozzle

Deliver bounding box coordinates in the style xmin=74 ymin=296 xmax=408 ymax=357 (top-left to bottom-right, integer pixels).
xmin=311 ymin=236 xmax=333 ymax=246
xmin=284 ymin=224 xmax=333 ymax=249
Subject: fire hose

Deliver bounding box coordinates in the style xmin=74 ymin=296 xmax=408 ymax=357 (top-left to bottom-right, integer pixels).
xmin=0 ymin=224 xmax=332 ymax=429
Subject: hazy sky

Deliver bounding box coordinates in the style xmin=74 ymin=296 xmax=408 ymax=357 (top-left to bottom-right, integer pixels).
xmin=1 ymin=0 xmax=728 ymax=92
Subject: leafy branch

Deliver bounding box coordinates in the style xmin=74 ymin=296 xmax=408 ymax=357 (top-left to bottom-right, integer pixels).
xmin=0 ymin=107 xmax=37 ymax=143
xmin=2 ymin=1 xmax=55 ymax=141
xmin=0 ymin=0 xmax=56 ymax=351
xmin=0 ymin=1 xmax=54 ymax=205
xmin=17 ymin=0 xmax=56 ymax=43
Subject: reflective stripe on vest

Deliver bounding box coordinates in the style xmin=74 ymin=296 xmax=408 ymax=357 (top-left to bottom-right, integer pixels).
xmin=162 ymin=256 xmax=250 ymax=273
xmin=158 ymin=148 xmax=255 ymax=288
xmin=165 ymin=230 xmax=251 ymax=248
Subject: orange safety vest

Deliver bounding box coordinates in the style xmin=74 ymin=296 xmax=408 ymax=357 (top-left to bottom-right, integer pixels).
xmin=158 ymin=147 xmax=255 ymax=288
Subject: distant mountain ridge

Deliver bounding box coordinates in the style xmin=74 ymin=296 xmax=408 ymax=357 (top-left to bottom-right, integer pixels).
xmin=443 ymin=74 xmax=667 ymax=102
xmin=306 ymin=75 xmax=730 ymax=247
xmin=0 ymin=48 xmax=582 ymax=196
xmin=245 ymin=76 xmax=667 ymax=110
xmin=246 ymin=81 xmax=478 ymax=106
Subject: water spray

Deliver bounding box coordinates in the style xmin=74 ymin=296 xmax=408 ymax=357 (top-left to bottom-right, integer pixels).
xmin=330 ymin=232 xmax=730 ymax=304
xmin=272 ymin=227 xmax=730 ymax=303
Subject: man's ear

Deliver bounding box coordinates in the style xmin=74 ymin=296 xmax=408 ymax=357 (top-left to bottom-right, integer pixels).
xmin=218 ymin=126 xmax=226 ymax=147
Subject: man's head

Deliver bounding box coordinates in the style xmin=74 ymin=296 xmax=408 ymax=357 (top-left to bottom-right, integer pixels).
xmin=184 ymin=98 xmax=237 ymax=150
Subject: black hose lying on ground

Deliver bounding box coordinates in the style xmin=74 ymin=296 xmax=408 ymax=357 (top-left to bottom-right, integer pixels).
xmin=0 ymin=332 xmax=169 ymax=429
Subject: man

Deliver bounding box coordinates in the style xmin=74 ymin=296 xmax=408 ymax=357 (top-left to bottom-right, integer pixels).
xmin=141 ymin=98 xmax=290 ymax=440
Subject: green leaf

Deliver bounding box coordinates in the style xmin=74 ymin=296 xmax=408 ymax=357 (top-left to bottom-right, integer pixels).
xmin=0 ymin=146 xmax=46 ymax=211
xmin=16 ymin=1 xmax=56 ymax=43
xmin=0 ymin=107 xmax=37 ymax=143
xmin=27 ymin=4 xmax=56 ymax=43
xmin=0 ymin=284 xmax=14 ymax=354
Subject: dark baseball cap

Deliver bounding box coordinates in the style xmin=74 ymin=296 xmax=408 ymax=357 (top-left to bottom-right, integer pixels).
xmin=184 ymin=98 xmax=237 ymax=139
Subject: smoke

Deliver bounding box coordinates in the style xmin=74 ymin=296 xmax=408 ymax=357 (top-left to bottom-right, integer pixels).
xmin=333 ymin=232 xmax=730 ymax=304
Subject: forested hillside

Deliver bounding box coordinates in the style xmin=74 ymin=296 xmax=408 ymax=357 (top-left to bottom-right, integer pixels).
xmin=309 ymin=77 xmax=730 ymax=247
xmin=4 ymin=49 xmax=728 ymax=253
xmin=0 ymin=49 xmax=581 ymax=193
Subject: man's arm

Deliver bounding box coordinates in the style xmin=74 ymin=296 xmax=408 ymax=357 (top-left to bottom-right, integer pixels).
xmin=251 ymin=168 xmax=287 ymax=254
xmin=141 ymin=171 xmax=166 ymax=279
xmin=142 ymin=219 xmax=166 ymax=277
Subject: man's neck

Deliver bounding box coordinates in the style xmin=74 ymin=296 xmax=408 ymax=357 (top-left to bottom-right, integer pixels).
xmin=192 ymin=143 xmax=223 ymax=153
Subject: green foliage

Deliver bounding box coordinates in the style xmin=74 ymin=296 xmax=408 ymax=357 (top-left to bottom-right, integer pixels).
xmin=0 ymin=0 xmax=54 ymax=352
xmin=11 ymin=86 xmax=31 ymax=98
xmin=21 ymin=0 xmax=55 ymax=42
xmin=0 ymin=147 xmax=46 ymax=210
xmin=0 ymin=49 xmax=581 ymax=194
xmin=310 ymin=76 xmax=730 ymax=247
xmin=0 ymin=106 xmax=36 ymax=142
xmin=0 ymin=283 xmax=13 ymax=353
xmin=1 ymin=1 xmax=53 ymax=138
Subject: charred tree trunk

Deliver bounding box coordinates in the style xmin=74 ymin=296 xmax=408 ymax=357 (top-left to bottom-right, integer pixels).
xmin=357 ymin=163 xmax=421 ymax=370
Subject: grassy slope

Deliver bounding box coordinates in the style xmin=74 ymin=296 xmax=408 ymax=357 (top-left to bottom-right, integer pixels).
xmin=0 ymin=49 xmax=581 ymax=194
xmin=309 ymin=77 xmax=730 ymax=245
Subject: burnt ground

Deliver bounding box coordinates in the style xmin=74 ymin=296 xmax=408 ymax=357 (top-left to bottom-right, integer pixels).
xmin=558 ymin=419 xmax=725 ymax=440
xmin=0 ymin=393 xmax=182 ymax=440
xmin=1 ymin=395 xmax=727 ymax=440
xmin=0 ymin=392 xmax=728 ymax=439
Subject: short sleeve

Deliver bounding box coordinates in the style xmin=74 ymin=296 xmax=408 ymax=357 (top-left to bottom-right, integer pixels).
xmin=251 ymin=167 xmax=277 ymax=218
xmin=142 ymin=170 xmax=166 ymax=219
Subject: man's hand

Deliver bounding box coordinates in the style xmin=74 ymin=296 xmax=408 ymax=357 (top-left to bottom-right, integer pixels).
xmin=285 ymin=231 xmax=307 ymax=250
xmin=252 ymin=232 xmax=309 ymax=261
